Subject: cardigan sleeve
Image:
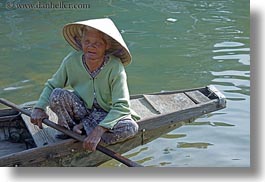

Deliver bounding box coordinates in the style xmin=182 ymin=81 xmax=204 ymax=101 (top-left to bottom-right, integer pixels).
xmin=98 ymin=64 xmax=131 ymax=129
xmin=34 ymin=60 xmax=68 ymax=110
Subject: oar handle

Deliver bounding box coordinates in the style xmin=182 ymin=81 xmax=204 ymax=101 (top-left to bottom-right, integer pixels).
xmin=0 ymin=98 xmax=143 ymax=167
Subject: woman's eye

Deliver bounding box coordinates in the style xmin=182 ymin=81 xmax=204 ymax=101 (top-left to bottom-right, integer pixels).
xmin=95 ymin=42 xmax=102 ymax=46
xmin=82 ymin=40 xmax=103 ymax=47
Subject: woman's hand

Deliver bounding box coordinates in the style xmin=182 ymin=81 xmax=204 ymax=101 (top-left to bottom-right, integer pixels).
xmin=31 ymin=108 xmax=48 ymax=129
xmin=73 ymin=123 xmax=84 ymax=134
xmin=83 ymin=126 xmax=108 ymax=151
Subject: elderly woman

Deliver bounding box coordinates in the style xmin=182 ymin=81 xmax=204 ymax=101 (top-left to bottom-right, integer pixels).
xmin=31 ymin=18 xmax=140 ymax=151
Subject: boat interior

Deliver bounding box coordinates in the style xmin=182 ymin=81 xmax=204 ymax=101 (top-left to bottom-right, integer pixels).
xmin=0 ymin=109 xmax=35 ymax=158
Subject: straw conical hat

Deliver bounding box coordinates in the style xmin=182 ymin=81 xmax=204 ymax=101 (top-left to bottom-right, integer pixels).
xmin=62 ymin=18 xmax=131 ymax=66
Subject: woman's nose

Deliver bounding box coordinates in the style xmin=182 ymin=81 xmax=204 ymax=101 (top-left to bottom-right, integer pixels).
xmin=87 ymin=43 xmax=96 ymax=48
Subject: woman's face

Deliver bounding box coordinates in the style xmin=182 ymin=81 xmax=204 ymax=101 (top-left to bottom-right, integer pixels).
xmin=81 ymin=29 xmax=109 ymax=61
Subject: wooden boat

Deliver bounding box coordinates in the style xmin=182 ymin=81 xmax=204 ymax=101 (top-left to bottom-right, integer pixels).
xmin=0 ymin=85 xmax=226 ymax=167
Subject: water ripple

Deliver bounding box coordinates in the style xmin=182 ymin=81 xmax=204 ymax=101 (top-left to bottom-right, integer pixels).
xmin=214 ymin=41 xmax=245 ymax=47
xmin=213 ymin=54 xmax=250 ymax=65
xmin=177 ymin=142 xmax=213 ymax=149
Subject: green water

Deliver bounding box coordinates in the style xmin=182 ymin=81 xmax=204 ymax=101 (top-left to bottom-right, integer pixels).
xmin=0 ymin=0 xmax=250 ymax=167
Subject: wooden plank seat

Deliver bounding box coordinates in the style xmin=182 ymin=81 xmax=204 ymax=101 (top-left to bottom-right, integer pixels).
xmin=143 ymin=93 xmax=196 ymax=114
xmin=184 ymin=90 xmax=210 ymax=104
xmin=130 ymin=98 xmax=159 ymax=119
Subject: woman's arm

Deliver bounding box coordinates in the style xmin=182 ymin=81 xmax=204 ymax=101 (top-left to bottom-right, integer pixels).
xmin=34 ymin=60 xmax=68 ymax=110
xmin=98 ymin=65 xmax=131 ymax=129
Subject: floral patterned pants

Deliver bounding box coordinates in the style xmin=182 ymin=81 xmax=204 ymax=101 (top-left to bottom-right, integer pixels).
xmin=49 ymin=88 xmax=139 ymax=144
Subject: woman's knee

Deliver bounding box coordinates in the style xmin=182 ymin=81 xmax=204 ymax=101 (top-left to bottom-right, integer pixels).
xmin=49 ymin=88 xmax=67 ymax=109
xmin=127 ymin=120 xmax=139 ymax=135
xmin=101 ymin=119 xmax=139 ymax=145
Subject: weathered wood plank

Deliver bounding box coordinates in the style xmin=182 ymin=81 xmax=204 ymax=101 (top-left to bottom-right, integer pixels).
xmin=0 ymin=121 xmax=184 ymax=167
xmin=130 ymin=86 xmax=208 ymax=100
xmin=0 ymin=128 xmax=7 ymax=141
xmin=0 ymin=141 xmax=26 ymax=158
xmin=143 ymin=93 xmax=196 ymax=114
xmin=21 ymin=109 xmax=60 ymax=147
xmin=185 ymin=90 xmax=210 ymax=104
xmin=0 ymin=139 xmax=81 ymax=166
xmin=1 ymin=101 xmax=216 ymax=167
xmin=0 ymin=109 xmax=19 ymax=117
xmin=138 ymin=100 xmax=218 ymax=131
xmin=0 ymin=86 xmax=226 ymax=167
xmin=130 ymin=98 xmax=159 ymax=119
xmin=0 ymin=109 xmax=20 ymax=122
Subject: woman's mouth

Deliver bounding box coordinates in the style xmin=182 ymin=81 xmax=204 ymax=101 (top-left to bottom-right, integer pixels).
xmin=87 ymin=51 xmax=96 ymax=55
xmin=84 ymin=51 xmax=97 ymax=60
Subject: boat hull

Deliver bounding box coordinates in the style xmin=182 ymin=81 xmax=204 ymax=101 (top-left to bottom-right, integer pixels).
xmin=0 ymin=85 xmax=226 ymax=167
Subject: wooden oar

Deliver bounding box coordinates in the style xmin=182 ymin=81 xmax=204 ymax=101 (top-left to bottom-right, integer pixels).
xmin=0 ymin=98 xmax=143 ymax=167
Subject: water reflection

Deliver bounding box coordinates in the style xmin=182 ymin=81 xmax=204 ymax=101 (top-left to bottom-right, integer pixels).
xmin=1 ymin=80 xmax=33 ymax=92
xmin=187 ymin=121 xmax=235 ymax=127
xmin=163 ymin=147 xmax=176 ymax=154
xmin=160 ymin=133 xmax=186 ymax=139
xmin=177 ymin=142 xmax=213 ymax=149
xmin=213 ymin=54 xmax=250 ymax=65
xmin=213 ymin=41 xmax=250 ymax=65
xmin=214 ymin=41 xmax=245 ymax=47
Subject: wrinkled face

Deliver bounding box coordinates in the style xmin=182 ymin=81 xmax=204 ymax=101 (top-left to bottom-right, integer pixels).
xmin=81 ymin=29 xmax=109 ymax=61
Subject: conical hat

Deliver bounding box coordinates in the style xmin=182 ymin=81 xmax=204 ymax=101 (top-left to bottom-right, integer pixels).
xmin=62 ymin=18 xmax=131 ymax=66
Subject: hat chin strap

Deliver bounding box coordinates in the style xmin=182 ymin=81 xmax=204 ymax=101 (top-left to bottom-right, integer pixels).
xmin=106 ymin=48 xmax=123 ymax=57
xmin=74 ymin=36 xmax=82 ymax=50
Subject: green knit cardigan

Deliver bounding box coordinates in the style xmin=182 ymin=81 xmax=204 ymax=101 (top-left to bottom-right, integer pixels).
xmin=35 ymin=51 xmax=140 ymax=129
